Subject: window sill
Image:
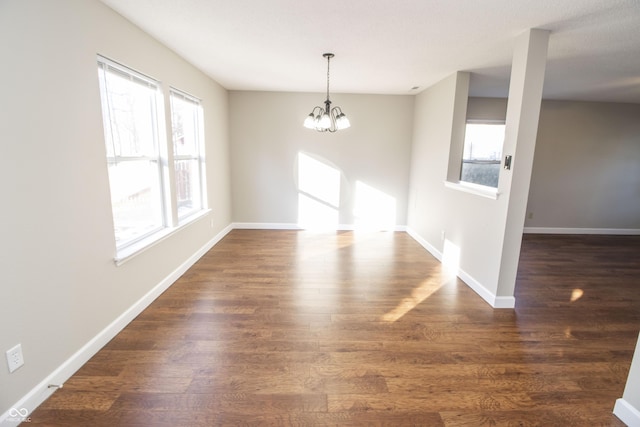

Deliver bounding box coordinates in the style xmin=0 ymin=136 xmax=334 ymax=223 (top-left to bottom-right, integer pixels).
xmin=114 ymin=208 xmax=212 ymax=266
xmin=444 ymin=180 xmax=500 ymax=200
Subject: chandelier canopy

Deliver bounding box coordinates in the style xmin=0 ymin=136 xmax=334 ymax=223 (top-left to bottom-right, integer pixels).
xmin=304 ymin=53 xmax=350 ymax=132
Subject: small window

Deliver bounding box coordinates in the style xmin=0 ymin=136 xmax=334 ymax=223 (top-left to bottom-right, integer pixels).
xmin=97 ymin=57 xmax=166 ymax=249
xmin=460 ymin=122 xmax=505 ymax=188
xmin=170 ymin=89 xmax=206 ymax=222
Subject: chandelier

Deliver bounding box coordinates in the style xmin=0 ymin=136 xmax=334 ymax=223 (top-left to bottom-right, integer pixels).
xmin=304 ymin=53 xmax=350 ymax=132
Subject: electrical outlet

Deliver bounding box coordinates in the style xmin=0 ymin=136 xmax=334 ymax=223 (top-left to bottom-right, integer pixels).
xmin=6 ymin=344 xmax=24 ymax=373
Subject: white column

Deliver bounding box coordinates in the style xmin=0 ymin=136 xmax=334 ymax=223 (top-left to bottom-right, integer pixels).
xmin=495 ymin=28 xmax=550 ymax=300
xmin=614 ymin=333 xmax=640 ymax=426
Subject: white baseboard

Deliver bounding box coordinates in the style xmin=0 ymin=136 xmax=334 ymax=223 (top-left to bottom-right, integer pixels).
xmin=614 ymin=398 xmax=640 ymax=427
xmin=493 ymin=296 xmax=517 ymax=308
xmin=232 ymin=222 xmax=303 ymax=230
xmin=406 ymin=227 xmax=515 ymax=309
xmin=454 ymin=262 xmax=515 ymax=309
xmin=406 ymin=227 xmax=443 ymax=262
xmin=0 ymin=224 xmax=233 ymax=427
xmin=524 ymin=227 xmax=640 ymax=235
xmin=232 ymin=222 xmax=407 ymax=232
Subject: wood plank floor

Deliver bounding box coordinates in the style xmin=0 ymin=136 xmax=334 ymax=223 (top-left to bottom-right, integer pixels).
xmin=29 ymin=230 xmax=640 ymax=426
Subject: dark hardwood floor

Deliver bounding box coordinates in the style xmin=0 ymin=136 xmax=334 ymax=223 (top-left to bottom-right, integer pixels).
xmin=29 ymin=230 xmax=640 ymax=426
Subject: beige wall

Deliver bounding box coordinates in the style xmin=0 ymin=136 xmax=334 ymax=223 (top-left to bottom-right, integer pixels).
xmin=1 ymin=0 xmax=637 ymax=418
xmin=407 ymin=29 xmax=548 ymax=306
xmin=229 ymin=91 xmax=414 ymax=228
xmin=467 ymin=97 xmax=508 ymax=121
xmin=407 ymin=74 xmax=506 ymax=299
xmin=0 ymin=0 xmax=231 ymax=414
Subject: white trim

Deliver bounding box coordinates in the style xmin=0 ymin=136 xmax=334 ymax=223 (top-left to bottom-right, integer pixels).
xmin=97 ymin=54 xmax=160 ymax=86
xmin=0 ymin=224 xmax=232 ymax=427
xmin=456 ymin=266 xmax=515 ymax=309
xmin=614 ymin=398 xmax=640 ymax=427
xmin=232 ymin=222 xmax=303 ymax=230
xmin=406 ymin=227 xmax=515 ymax=309
xmin=115 ymin=209 xmax=212 ymax=265
xmin=334 ymin=224 xmax=407 ymax=232
xmin=406 ymin=227 xmax=443 ymax=262
xmin=232 ymin=222 xmax=407 ymax=232
xmin=466 ymin=119 xmax=506 ymax=125
xmin=444 ymin=180 xmax=500 ymax=200
xmin=523 ymin=227 xmax=640 ymax=235
xmin=493 ymin=296 xmax=517 ymax=308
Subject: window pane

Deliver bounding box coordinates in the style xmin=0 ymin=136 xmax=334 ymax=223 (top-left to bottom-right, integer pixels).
xmin=98 ymin=57 xmax=166 ymax=249
xmin=170 ymin=89 xmax=205 ymax=220
xmin=460 ymin=123 xmax=505 ymax=188
xmin=174 ymin=159 xmax=202 ymax=219
xmin=99 ymin=67 xmax=158 ymax=158
xmin=171 ymin=94 xmax=199 ymax=156
xmin=108 ymin=160 xmax=164 ymax=244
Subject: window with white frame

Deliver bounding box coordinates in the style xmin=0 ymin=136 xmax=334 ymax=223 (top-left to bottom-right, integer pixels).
xmin=97 ymin=57 xmax=166 ymax=250
xmin=460 ymin=121 xmax=505 ymax=188
xmin=170 ymin=89 xmax=205 ymax=221
xmin=97 ymin=56 xmax=208 ymax=259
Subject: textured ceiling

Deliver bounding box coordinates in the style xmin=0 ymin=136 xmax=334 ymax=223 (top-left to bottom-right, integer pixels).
xmin=99 ymin=0 xmax=640 ymax=103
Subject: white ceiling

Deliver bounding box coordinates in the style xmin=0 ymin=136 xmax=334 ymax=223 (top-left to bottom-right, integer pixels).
xmin=99 ymin=0 xmax=640 ymax=103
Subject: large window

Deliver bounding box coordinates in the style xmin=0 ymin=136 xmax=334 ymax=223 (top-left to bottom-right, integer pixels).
xmin=97 ymin=57 xmax=166 ymax=249
xmin=170 ymin=89 xmax=205 ymax=222
xmin=460 ymin=122 xmax=505 ymax=188
xmin=97 ymin=56 xmax=207 ymax=259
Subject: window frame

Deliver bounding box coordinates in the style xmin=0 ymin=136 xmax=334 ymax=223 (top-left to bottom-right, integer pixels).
xmin=97 ymin=55 xmax=210 ymax=264
xmin=459 ymin=119 xmax=506 ymax=190
xmin=169 ymin=88 xmax=207 ymax=223
xmin=97 ymin=56 xmax=169 ymax=251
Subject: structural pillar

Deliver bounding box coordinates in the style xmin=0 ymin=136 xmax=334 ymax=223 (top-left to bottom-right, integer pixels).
xmin=495 ymin=28 xmax=550 ymax=300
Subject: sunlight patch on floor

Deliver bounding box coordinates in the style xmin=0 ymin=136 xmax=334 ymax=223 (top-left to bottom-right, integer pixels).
xmin=570 ymin=288 xmax=584 ymax=302
xmin=380 ymin=276 xmax=445 ymax=322
xmin=381 ymin=239 xmax=460 ymax=323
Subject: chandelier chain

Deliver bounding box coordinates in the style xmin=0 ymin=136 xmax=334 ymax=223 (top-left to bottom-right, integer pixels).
xmin=326 ymin=54 xmax=331 ymax=102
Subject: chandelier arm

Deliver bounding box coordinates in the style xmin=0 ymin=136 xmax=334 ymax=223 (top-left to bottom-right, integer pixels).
xmin=329 ymin=108 xmax=339 ymax=132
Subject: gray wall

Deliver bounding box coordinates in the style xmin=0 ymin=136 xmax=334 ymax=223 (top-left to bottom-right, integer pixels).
xmin=229 ymin=91 xmax=414 ymax=228
xmin=468 ymin=97 xmax=640 ymax=231
xmin=528 ymin=100 xmax=640 ymax=231
xmin=0 ymin=0 xmax=231 ymax=414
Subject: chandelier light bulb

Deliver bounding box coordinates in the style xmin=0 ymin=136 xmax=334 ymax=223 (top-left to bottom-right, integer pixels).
xmin=304 ymin=113 xmax=316 ymax=129
xmin=320 ymin=113 xmax=331 ymax=129
xmin=336 ymin=113 xmax=350 ymax=130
